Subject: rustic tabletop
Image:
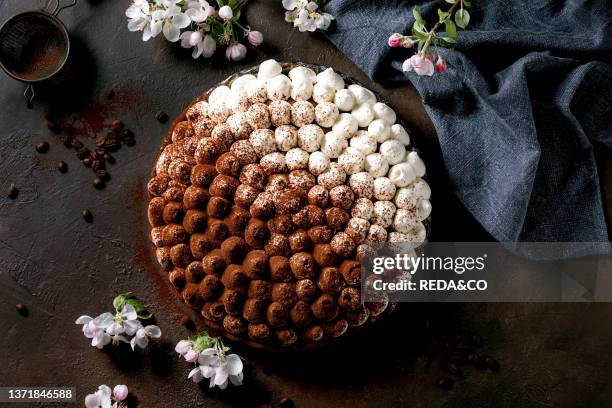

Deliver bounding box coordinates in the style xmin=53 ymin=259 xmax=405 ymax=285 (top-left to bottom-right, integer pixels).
xmin=1 ymin=1 xmax=612 ymax=407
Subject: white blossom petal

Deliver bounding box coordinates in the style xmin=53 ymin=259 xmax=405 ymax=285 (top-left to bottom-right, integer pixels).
xmin=225 ymin=354 xmax=243 ymax=376
xmin=282 ymin=0 xmax=297 ymax=10
xmin=163 ymin=22 xmax=181 ymax=42
xmin=93 ymin=313 xmax=113 ymax=328
xmin=145 ymin=325 xmax=162 ymax=338
xmin=75 ymin=315 xmax=92 ymax=324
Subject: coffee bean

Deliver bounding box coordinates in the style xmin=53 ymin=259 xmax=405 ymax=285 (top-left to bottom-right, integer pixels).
xmin=436 ymin=377 xmax=454 ymax=390
xmin=81 ymin=209 xmax=93 ymax=223
xmin=103 ymin=153 xmax=116 ymax=165
xmin=120 ymin=129 xmax=134 ymax=141
xmin=92 ymin=159 xmax=105 ymax=172
xmin=15 ymin=303 xmax=28 ymax=317
xmin=83 ymin=157 xmax=93 ymax=168
xmin=93 ymin=177 xmax=106 ymax=190
xmin=96 ymin=170 xmax=110 ymax=182
xmin=35 ymin=141 xmax=49 ymax=153
xmin=471 ymin=334 xmax=483 ymax=348
xmin=95 ymin=136 xmax=107 ymax=147
xmin=467 ymin=353 xmax=480 ymax=366
xmin=279 ymin=398 xmax=294 ymax=408
xmin=484 ymin=356 xmax=500 ymax=372
xmin=111 ymin=119 xmax=124 ymax=131
xmin=444 ymin=362 xmax=462 ymax=376
xmin=155 ymin=111 xmax=168 ymax=123
xmin=71 ymin=139 xmax=84 ymax=150
xmin=6 ymin=183 xmax=18 ymax=199
xmin=76 ymin=147 xmax=90 ymax=160
xmin=57 ymin=161 xmax=68 ymax=173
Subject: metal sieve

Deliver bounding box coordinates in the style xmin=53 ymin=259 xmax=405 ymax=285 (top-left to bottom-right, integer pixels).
xmin=0 ymin=0 xmax=77 ymax=109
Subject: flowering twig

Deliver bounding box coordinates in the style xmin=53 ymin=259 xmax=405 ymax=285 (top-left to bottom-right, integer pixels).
xmin=283 ymin=0 xmax=334 ymax=32
xmin=125 ymin=0 xmax=264 ymax=61
xmin=175 ymin=331 xmax=244 ymax=389
xmin=75 ymin=293 xmax=161 ymax=351
xmin=389 ymin=0 xmax=472 ymax=76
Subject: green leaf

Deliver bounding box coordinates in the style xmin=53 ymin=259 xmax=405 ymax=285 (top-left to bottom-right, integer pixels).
xmin=445 ymin=19 xmax=457 ymax=38
xmin=211 ymin=21 xmax=226 ymax=44
xmin=455 ymin=9 xmax=470 ymax=29
xmin=439 ymin=36 xmax=457 ymax=46
xmin=137 ymin=313 xmax=153 ymax=320
xmin=216 ymin=0 xmax=225 ymax=7
xmin=438 ymin=8 xmax=450 ymax=22
xmin=412 ymin=6 xmax=425 ymax=25
xmin=412 ymin=26 xmax=429 ymax=41
xmin=125 ymin=298 xmax=145 ymax=314
xmin=113 ymin=292 xmax=131 ymax=311
xmin=463 ymin=0 xmax=472 ymax=7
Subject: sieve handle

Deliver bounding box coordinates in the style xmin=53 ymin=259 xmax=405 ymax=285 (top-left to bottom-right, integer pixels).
xmin=24 ymin=85 xmax=35 ymax=110
xmin=47 ymin=0 xmax=77 ymax=17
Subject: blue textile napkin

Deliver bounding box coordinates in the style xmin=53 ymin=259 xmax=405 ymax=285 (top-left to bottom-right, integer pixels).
xmin=323 ymin=0 xmax=612 ymax=258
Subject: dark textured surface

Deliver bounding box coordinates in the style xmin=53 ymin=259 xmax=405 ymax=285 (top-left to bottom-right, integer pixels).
xmin=1 ymin=1 xmax=611 ymax=407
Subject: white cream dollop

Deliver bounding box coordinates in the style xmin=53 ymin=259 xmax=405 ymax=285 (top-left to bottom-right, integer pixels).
xmin=393 ymin=208 xmax=419 ymax=233
xmin=338 ymin=147 xmax=365 ymax=175
xmin=348 ymin=84 xmax=376 ymax=106
xmin=285 ymin=147 xmax=310 ymax=170
xmin=320 ymin=131 xmax=347 ymax=158
xmin=267 ymin=74 xmax=291 ymax=100
xmin=334 ymin=89 xmax=356 ymax=112
xmin=308 ymin=151 xmax=330 ymax=176
xmin=407 ymin=151 xmax=426 ymax=177
xmin=313 ymin=82 xmax=336 ymax=104
xmin=388 ymin=163 xmax=417 ymax=188
xmin=373 ymin=102 xmax=397 ymax=125
xmin=246 ymin=79 xmax=268 ymax=103
xmin=390 ymin=124 xmax=411 ymax=146
xmin=208 ymin=85 xmax=231 ymax=106
xmin=379 ymin=139 xmax=406 ymax=165
xmin=364 ymin=153 xmax=389 ymax=178
xmin=316 ymin=68 xmax=345 ymax=90
xmin=291 ymin=79 xmax=314 ymax=101
xmin=258 ymin=59 xmax=283 ymax=80
xmin=315 ymin=102 xmax=339 ymax=128
xmin=373 ymin=177 xmax=396 ymax=201
xmin=231 ymin=74 xmax=256 ymax=93
xmin=297 ymin=124 xmax=324 ymax=152
xmin=288 ymin=66 xmax=317 ymax=83
xmin=350 ymin=131 xmax=377 ymax=156
xmin=368 ymin=119 xmax=391 ymax=143
xmin=351 ymin=103 xmax=375 ymax=128
xmin=332 ymin=113 xmax=358 ymax=139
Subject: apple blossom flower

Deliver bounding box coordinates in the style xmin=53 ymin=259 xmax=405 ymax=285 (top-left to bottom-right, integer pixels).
xmin=185 ymin=0 xmax=211 ymax=23
xmin=218 ymin=5 xmax=233 ymax=20
xmin=225 ymin=43 xmax=247 ymax=61
xmin=175 ymin=339 xmax=194 ymax=355
xmin=184 ymin=348 xmax=200 ymax=363
xmin=388 ymin=33 xmax=402 ymax=47
xmin=284 ymin=0 xmax=334 ymax=32
xmin=113 ymin=385 xmax=129 ymax=402
xmin=435 ymin=57 xmax=448 ymax=73
xmin=247 ymin=30 xmax=264 ymax=46
xmin=130 ymin=325 xmax=162 ymax=350
xmin=85 ymin=385 xmax=112 ymax=408
xmin=198 ymin=348 xmax=244 ymax=389
xmin=402 ymin=53 xmax=435 ymax=76
xmin=152 ymin=4 xmax=191 ymax=42
xmin=106 ymin=304 xmax=141 ymax=336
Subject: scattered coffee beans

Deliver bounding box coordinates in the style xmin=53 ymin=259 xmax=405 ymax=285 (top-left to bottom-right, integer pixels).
xmin=35 ymin=141 xmax=49 ymax=153
xmin=58 ymin=161 xmax=68 ymax=173
xmin=81 ymin=209 xmax=93 ymax=223
xmin=445 ymin=362 xmax=462 ymax=377
xmin=111 ymin=119 xmax=124 ymax=131
xmin=6 ymin=183 xmax=18 ymax=199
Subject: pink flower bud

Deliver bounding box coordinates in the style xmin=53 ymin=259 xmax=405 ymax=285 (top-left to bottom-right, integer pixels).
xmin=189 ymin=31 xmax=202 ymax=47
xmin=184 ymin=349 xmax=199 ymax=363
xmin=225 ymin=43 xmax=247 ymax=61
xmin=247 ymin=30 xmax=264 ymax=46
xmin=435 ymin=58 xmax=448 ymax=73
xmin=388 ymin=33 xmax=402 ymax=48
xmin=219 ymin=5 xmax=233 ymax=21
xmin=113 ymin=385 xmax=128 ymax=401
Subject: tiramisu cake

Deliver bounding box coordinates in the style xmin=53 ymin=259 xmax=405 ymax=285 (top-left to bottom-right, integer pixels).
xmin=147 ymin=60 xmax=431 ymax=350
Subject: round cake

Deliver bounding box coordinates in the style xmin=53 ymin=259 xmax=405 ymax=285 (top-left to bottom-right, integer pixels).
xmin=147 ymin=60 xmax=432 ymax=350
